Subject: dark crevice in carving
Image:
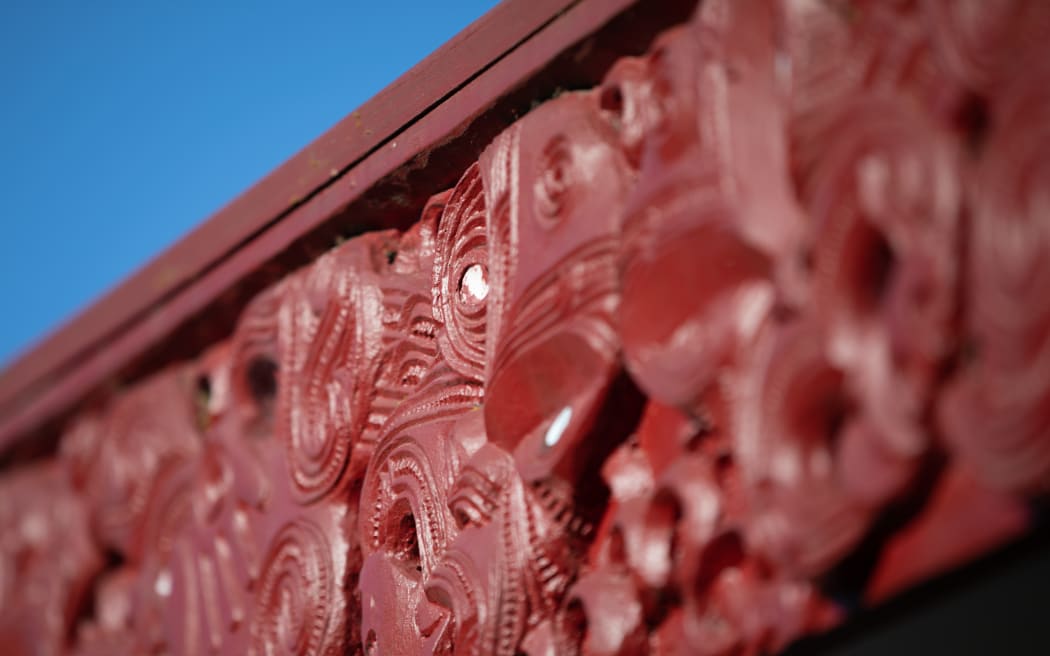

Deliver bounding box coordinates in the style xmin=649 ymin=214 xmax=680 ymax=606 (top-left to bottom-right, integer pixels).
xmin=245 ymin=356 xmax=278 ymax=409
xmin=850 ymin=225 xmax=897 ymax=316
xmin=957 ymin=92 xmax=991 ymax=155
xmin=195 ymin=374 xmax=212 ymax=430
xmin=693 ymin=531 xmax=746 ymax=600
xmin=571 ymin=372 xmax=647 ymax=527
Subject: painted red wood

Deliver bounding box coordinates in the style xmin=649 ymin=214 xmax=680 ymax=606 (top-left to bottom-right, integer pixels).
xmin=2 ymin=1 xmax=1049 ymax=655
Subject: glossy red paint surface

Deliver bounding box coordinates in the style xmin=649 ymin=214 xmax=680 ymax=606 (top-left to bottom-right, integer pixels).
xmin=1 ymin=1 xmax=1049 ymax=654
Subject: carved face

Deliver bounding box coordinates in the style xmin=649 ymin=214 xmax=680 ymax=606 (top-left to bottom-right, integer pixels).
xmin=383 ymin=91 xmax=643 ymax=656
xmin=478 ymin=91 xmax=633 ymax=484
xmin=351 ymin=183 xmax=489 ymax=655
xmin=801 ymin=96 xmax=960 ymax=461
xmin=139 ymin=337 xmax=269 ymax=655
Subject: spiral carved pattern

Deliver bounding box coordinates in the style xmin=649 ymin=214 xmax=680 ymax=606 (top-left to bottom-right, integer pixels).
xmin=432 ymin=163 xmax=490 ymax=382
xmin=278 ymin=272 xmax=356 ymax=502
xmin=276 ymin=242 xmax=385 ymax=502
xmin=249 ymin=520 xmax=335 ymax=656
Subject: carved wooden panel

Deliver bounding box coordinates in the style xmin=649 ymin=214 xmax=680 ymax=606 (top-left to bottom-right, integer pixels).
xmin=2 ymin=1 xmax=1049 ymax=654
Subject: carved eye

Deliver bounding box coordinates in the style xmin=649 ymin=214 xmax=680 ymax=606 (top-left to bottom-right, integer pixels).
xmin=457 ymin=263 xmax=489 ymax=306
xmin=534 ymin=135 xmax=574 ymax=222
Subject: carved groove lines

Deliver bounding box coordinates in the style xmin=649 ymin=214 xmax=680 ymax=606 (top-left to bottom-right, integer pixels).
xmin=433 ymin=163 xmax=489 ymax=382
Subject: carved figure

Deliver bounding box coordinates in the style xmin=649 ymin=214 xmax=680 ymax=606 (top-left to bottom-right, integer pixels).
xmin=1 ymin=2 xmax=1049 ymax=654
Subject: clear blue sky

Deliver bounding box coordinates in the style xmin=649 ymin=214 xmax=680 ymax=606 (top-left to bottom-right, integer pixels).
xmin=0 ymin=0 xmax=498 ymax=368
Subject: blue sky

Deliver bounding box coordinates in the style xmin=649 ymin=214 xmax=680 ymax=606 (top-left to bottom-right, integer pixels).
xmin=0 ymin=0 xmax=498 ymax=367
